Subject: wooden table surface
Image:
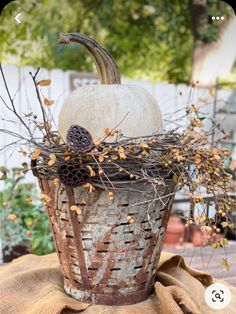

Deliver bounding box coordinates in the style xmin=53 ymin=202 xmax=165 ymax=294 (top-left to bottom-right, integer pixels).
xmin=164 ymin=241 xmax=236 ymax=286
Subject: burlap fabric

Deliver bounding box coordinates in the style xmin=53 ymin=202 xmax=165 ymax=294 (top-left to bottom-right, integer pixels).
xmin=0 ymin=252 xmax=235 ymax=314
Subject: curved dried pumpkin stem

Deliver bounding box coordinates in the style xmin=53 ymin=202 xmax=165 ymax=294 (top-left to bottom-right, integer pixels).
xmin=59 ymin=32 xmax=121 ymax=85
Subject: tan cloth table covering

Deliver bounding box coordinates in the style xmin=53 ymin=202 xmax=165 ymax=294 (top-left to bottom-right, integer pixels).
xmin=0 ymin=252 xmax=235 ymax=314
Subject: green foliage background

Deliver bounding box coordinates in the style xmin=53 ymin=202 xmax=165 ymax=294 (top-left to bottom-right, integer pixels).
xmin=0 ymin=1 xmax=234 ymax=83
xmin=0 ymin=170 xmax=54 ymax=255
xmin=0 ymin=0 xmax=193 ymax=83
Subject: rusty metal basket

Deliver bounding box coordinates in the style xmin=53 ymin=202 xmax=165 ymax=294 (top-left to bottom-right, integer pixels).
xmin=38 ymin=176 xmax=176 ymax=305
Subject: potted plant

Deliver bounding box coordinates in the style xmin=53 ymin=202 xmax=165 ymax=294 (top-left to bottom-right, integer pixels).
xmin=0 ymin=32 xmax=234 ymax=305
xmin=0 ymin=169 xmax=54 ymax=261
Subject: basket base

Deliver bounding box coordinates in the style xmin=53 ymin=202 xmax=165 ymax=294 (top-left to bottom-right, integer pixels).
xmin=64 ymin=284 xmax=154 ymax=305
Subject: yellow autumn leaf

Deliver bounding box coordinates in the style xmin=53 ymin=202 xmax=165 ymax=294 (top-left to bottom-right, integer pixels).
xmin=104 ymin=127 xmax=110 ymax=136
xmin=36 ymin=79 xmax=51 ymax=86
xmin=195 ymin=214 xmax=206 ymax=223
xmin=221 ymin=258 xmax=230 ymax=272
xmin=44 ymin=98 xmax=55 ymax=106
xmin=129 ymin=218 xmax=135 ymax=224
xmin=103 ymin=127 xmax=115 ymax=137
xmin=220 ymin=238 xmax=228 ymax=247
xmin=31 ymin=148 xmax=41 ymax=160
xmin=104 ymin=127 xmax=109 ymax=135
xmin=86 ymin=165 xmax=96 ymax=177
xmin=83 ymin=182 xmax=95 ymax=193
xmin=140 ymin=142 xmax=149 ymax=149
xmin=92 ymin=136 xmax=101 ymax=146
xmin=70 ymin=205 xmax=81 ymax=215
xmin=98 ymin=155 xmax=105 ymax=163
xmin=221 ymin=221 xmax=228 ymax=228
xmin=53 ymin=136 xmax=61 ymax=146
xmin=40 ymin=193 xmax=51 ymax=203
xmin=176 ymin=155 xmax=184 ymax=162
xmin=119 ymin=152 xmax=126 ymax=159
xmin=211 ymin=242 xmax=219 ymax=249
xmin=118 ymin=146 xmax=126 ymax=159
xmin=110 ymin=154 xmax=118 ymax=160
xmin=53 ymin=178 xmax=60 ymax=185
xmin=48 ymin=154 xmax=57 ymax=166
xmin=228 ymin=222 xmax=235 ymax=229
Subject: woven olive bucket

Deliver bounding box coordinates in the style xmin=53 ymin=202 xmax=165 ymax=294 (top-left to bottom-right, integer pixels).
xmin=37 ymin=174 xmax=176 ymax=305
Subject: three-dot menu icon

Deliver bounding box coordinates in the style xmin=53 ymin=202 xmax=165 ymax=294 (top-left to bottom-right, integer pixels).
xmin=211 ymin=16 xmax=224 ymax=21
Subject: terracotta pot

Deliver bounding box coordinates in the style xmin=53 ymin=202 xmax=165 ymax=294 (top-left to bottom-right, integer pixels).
xmin=164 ymin=216 xmax=185 ymax=246
xmin=191 ymin=228 xmax=207 ymax=247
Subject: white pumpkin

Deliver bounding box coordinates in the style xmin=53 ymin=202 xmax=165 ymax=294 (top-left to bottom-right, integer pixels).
xmin=58 ymin=33 xmax=163 ymax=140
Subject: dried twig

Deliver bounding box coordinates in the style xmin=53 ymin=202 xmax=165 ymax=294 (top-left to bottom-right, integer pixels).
xmin=0 ymin=63 xmax=33 ymax=138
xmin=29 ymin=69 xmax=52 ymax=144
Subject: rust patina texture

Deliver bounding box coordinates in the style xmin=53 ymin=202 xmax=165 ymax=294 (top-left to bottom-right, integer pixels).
xmin=39 ymin=178 xmax=176 ymax=305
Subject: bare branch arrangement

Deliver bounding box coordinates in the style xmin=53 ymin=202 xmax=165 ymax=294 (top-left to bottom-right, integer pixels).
xmin=0 ymin=63 xmax=235 ymax=259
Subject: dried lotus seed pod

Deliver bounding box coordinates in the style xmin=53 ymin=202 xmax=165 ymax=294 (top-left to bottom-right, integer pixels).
xmin=66 ymin=124 xmax=94 ymax=153
xmin=57 ymin=159 xmax=90 ymax=187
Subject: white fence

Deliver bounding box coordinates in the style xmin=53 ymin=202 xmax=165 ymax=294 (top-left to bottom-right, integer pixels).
xmin=0 ymin=63 xmax=235 ymax=182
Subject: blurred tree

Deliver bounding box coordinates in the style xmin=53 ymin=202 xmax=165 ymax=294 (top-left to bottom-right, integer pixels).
xmin=0 ymin=0 xmax=193 ymax=83
xmin=191 ymin=0 xmax=236 ymax=85
xmin=0 ymin=0 xmax=235 ymax=84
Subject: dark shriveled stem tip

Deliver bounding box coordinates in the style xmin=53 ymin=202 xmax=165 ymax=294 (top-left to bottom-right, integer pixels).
xmin=59 ymin=32 xmax=121 ymax=85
